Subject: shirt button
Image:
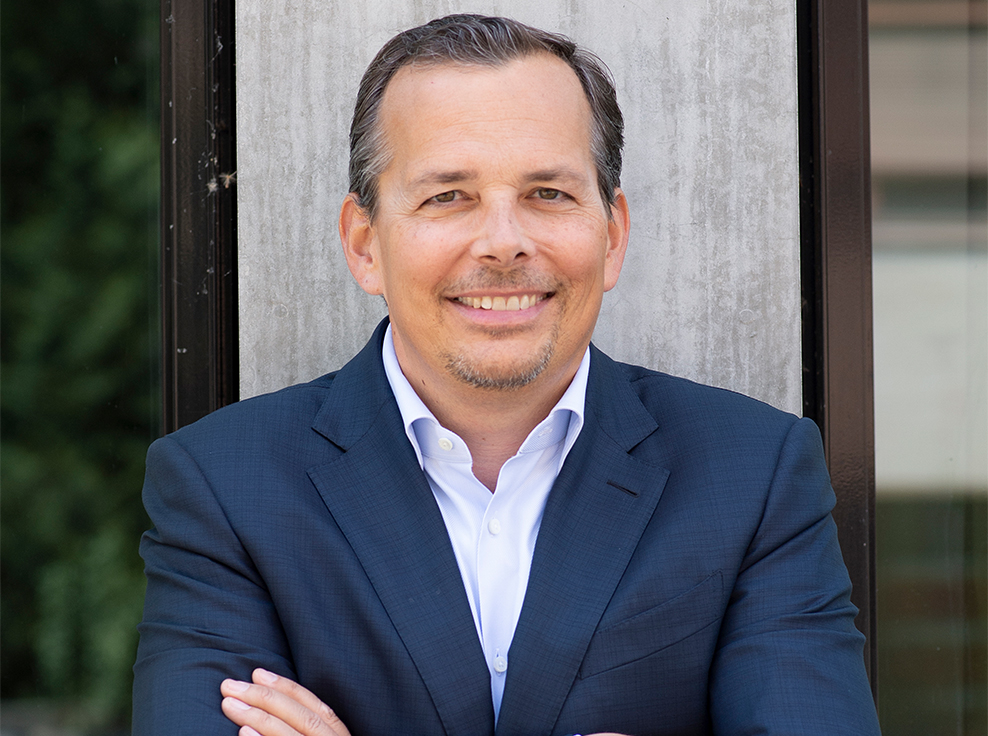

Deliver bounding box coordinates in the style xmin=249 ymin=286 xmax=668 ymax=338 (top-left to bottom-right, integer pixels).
xmin=438 ymin=437 xmax=454 ymax=451
xmin=488 ymin=518 xmax=501 ymax=535
xmin=493 ymin=655 xmax=507 ymax=673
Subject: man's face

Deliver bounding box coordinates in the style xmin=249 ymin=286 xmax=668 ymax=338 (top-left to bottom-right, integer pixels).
xmin=341 ymin=53 xmax=629 ymax=396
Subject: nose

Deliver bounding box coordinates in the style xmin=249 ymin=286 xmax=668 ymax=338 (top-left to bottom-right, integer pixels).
xmin=470 ymin=197 xmax=535 ymax=266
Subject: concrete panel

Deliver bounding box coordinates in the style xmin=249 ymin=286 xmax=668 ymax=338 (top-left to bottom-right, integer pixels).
xmin=236 ymin=0 xmax=801 ymax=413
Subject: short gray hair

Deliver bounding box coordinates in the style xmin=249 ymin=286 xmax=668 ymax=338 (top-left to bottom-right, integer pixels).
xmin=348 ymin=14 xmax=624 ymax=219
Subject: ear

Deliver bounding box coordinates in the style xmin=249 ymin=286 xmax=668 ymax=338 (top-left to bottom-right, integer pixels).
xmin=603 ymin=188 xmax=630 ymax=292
xmin=339 ymin=193 xmax=384 ymax=296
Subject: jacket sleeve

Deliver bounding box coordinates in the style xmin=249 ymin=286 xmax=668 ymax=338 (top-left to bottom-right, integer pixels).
xmin=132 ymin=434 xmax=296 ymax=736
xmin=709 ymin=417 xmax=881 ymax=735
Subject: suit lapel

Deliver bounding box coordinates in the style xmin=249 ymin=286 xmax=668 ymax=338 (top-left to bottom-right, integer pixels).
xmin=307 ymin=321 xmax=495 ymax=736
xmin=496 ymin=348 xmax=670 ymax=736
xmin=306 ymin=326 xmax=670 ymax=735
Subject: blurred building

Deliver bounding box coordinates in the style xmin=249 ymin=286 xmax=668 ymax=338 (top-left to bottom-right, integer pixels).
xmin=869 ymin=0 xmax=987 ymax=732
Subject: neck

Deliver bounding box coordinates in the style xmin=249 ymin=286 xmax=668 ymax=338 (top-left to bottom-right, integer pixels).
xmin=438 ymin=384 xmax=563 ymax=491
xmin=398 ymin=354 xmax=582 ymax=492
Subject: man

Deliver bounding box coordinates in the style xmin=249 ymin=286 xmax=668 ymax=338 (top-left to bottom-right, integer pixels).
xmin=133 ymin=14 xmax=881 ymax=736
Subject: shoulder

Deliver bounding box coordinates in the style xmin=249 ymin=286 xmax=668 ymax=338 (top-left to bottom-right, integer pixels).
xmin=148 ymin=320 xmax=396 ymax=486
xmin=591 ymin=352 xmax=825 ymax=489
xmin=152 ymin=371 xmax=341 ymax=462
xmin=601 ymin=353 xmax=803 ymax=440
xmin=594 ymin=355 xmax=834 ymax=535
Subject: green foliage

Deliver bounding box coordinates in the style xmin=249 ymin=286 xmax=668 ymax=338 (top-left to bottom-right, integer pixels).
xmin=1 ymin=0 xmax=160 ymax=726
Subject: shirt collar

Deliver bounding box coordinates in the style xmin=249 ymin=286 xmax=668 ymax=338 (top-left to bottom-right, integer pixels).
xmin=381 ymin=324 xmax=589 ymax=468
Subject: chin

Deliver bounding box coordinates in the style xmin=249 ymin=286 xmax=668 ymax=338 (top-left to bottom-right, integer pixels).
xmin=443 ymin=343 xmax=554 ymax=391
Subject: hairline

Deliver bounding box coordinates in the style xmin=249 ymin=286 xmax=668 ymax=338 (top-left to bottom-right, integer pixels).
xmin=356 ymin=50 xmax=618 ymax=222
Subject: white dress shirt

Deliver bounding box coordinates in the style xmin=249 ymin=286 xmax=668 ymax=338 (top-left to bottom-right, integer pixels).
xmin=381 ymin=326 xmax=588 ymax=720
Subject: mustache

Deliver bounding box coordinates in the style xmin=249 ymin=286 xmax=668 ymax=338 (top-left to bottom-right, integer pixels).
xmin=442 ymin=266 xmax=558 ymax=294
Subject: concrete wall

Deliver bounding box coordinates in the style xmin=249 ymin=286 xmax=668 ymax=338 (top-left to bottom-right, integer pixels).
xmin=236 ymin=1 xmax=802 ymax=413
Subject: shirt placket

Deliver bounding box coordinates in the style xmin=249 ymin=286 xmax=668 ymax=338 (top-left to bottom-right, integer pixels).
xmin=476 ymin=451 xmax=542 ymax=715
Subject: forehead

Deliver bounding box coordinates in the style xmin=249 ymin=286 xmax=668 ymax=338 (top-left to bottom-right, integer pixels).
xmin=376 ymin=54 xmax=594 ymax=170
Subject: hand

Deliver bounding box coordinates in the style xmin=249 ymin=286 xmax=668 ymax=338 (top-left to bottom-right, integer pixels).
xmin=221 ymin=669 xmax=352 ymax=736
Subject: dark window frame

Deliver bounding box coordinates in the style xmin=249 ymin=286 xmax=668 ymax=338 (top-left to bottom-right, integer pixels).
xmin=160 ymin=0 xmax=877 ymax=692
xmin=799 ymin=0 xmax=877 ymax=691
xmin=160 ymin=0 xmax=238 ymax=433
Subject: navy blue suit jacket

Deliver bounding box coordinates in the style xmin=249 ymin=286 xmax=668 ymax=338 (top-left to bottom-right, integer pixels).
xmin=133 ymin=320 xmax=880 ymax=735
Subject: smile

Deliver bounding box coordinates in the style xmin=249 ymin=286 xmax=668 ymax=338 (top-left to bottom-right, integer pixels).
xmin=454 ymin=294 xmax=547 ymax=311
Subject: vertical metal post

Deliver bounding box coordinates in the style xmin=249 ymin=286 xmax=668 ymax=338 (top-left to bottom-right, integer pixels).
xmin=160 ymin=0 xmax=238 ymax=433
xmin=800 ymin=0 xmax=878 ymax=695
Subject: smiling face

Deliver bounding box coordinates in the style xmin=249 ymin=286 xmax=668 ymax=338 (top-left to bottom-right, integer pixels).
xmin=340 ymin=53 xmax=629 ymax=404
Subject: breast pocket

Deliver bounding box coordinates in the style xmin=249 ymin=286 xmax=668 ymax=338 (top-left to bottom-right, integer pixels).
xmin=578 ymin=570 xmax=724 ymax=679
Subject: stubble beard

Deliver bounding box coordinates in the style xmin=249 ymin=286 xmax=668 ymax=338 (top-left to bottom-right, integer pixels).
xmin=440 ymin=267 xmax=560 ymax=390
xmin=443 ymin=326 xmax=556 ymax=391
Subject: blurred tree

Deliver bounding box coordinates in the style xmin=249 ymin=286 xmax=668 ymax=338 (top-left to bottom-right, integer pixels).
xmin=1 ymin=0 xmax=160 ymax=728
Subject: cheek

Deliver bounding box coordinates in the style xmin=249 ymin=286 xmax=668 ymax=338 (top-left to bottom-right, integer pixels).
xmin=377 ymin=230 xmax=455 ymax=307
xmin=556 ymin=230 xmax=611 ymax=286
xmin=391 ymin=219 xmax=462 ymax=264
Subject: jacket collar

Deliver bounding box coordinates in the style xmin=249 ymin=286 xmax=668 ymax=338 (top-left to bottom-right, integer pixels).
xmin=311 ymin=318 xmax=395 ymax=451
xmin=313 ymin=320 xmax=658 ymax=454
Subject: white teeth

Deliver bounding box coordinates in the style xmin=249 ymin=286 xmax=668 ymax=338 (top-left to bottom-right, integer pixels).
xmin=456 ymin=294 xmax=544 ymax=311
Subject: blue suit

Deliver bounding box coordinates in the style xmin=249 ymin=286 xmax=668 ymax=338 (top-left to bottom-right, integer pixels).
xmin=133 ymin=320 xmax=880 ymax=735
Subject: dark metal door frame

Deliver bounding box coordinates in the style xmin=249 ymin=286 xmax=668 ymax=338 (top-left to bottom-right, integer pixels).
xmin=799 ymin=0 xmax=877 ymax=691
xmin=160 ymin=0 xmax=238 ymax=433
xmin=159 ymin=0 xmax=878 ymax=691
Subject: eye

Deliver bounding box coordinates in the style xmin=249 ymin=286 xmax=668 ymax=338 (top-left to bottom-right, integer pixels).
xmin=431 ymin=191 xmax=457 ymax=203
xmin=535 ymin=188 xmax=563 ymax=200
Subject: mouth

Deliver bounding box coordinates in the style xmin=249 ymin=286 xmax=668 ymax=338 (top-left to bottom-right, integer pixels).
xmin=453 ymin=294 xmax=549 ymax=312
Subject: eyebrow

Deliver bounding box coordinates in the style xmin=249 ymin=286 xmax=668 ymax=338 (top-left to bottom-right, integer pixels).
xmin=524 ymin=168 xmax=588 ymax=187
xmin=408 ymin=167 xmax=589 ymax=189
xmin=409 ymin=170 xmax=478 ymax=188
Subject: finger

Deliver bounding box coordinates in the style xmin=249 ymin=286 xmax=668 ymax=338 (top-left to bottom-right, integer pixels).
xmin=219 ymin=676 xmax=349 ymax=736
xmin=222 ymin=690 xmax=313 ymax=736
xmin=252 ymin=668 xmax=348 ymax=733
xmin=221 ymin=691 xmax=297 ymax=736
